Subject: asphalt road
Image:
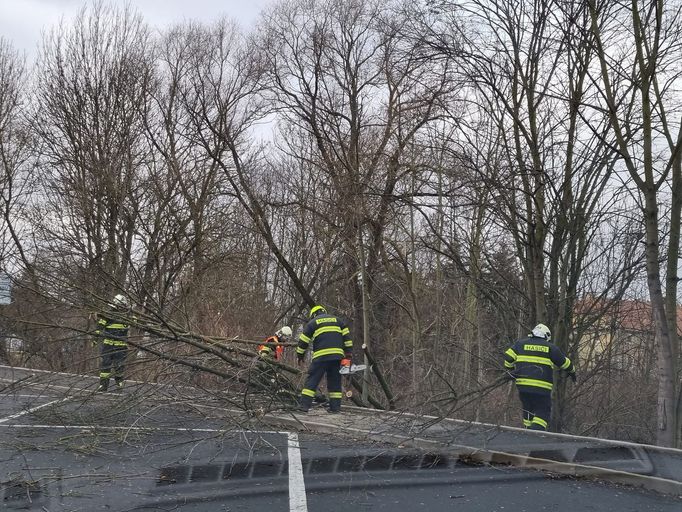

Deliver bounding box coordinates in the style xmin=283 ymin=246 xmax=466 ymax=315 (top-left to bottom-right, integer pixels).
xmin=1 ymin=365 xmax=681 ymax=511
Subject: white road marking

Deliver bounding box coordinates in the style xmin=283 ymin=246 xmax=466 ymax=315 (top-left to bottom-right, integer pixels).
xmin=0 ymin=364 xmax=197 ymax=390
xmin=0 ymin=364 xmax=126 ymax=382
xmin=0 ymin=377 xmax=204 ymax=401
xmin=287 ymin=432 xmax=308 ymax=512
xmin=0 ymin=377 xmax=138 ymax=395
xmin=0 ymin=424 xmax=286 ymax=434
xmin=0 ymin=394 xmax=59 ymax=399
xmin=0 ymin=396 xmax=73 ymax=424
xmin=0 ymin=364 xmax=99 ymax=379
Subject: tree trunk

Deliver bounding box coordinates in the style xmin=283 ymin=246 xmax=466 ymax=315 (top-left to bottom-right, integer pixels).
xmin=643 ymin=188 xmax=677 ymax=447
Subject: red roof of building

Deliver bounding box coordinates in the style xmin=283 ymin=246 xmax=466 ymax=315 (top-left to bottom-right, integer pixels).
xmin=576 ymin=296 xmax=682 ymax=334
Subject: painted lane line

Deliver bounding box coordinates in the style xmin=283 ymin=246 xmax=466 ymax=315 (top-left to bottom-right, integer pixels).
xmin=0 ymin=379 xmax=280 ymax=425
xmin=0 ymin=377 xmax=91 ymax=392
xmin=0 ymin=424 xmax=224 ymax=432
xmin=0 ymin=394 xmax=61 ymax=399
xmin=287 ymin=432 xmax=308 ymax=512
xmin=0 ymin=377 xmax=204 ymax=402
xmin=0 ymin=365 xmax=98 ymax=379
xmin=0 ymin=364 xmax=198 ymax=390
xmin=0 ymin=378 xmax=205 ymax=405
xmin=0 ymin=424 xmax=286 ymax=434
xmin=0 ymin=396 xmax=73 ymax=424
xmin=0 ymin=378 xmax=122 ymax=400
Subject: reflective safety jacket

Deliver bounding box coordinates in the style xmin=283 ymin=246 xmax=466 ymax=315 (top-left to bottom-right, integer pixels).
xmin=258 ymin=336 xmax=284 ymax=360
xmin=296 ymin=313 xmax=353 ymax=362
xmin=504 ymin=335 xmax=574 ymax=394
xmin=95 ymin=315 xmax=130 ymax=347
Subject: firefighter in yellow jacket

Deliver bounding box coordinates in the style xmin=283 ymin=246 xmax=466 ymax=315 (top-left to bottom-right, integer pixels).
xmin=503 ymin=323 xmax=576 ymax=431
xmin=93 ymin=294 xmax=131 ymax=392
xmin=297 ymin=305 xmax=353 ymax=413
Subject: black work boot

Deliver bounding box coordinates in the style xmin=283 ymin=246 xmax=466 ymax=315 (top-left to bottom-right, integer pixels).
xmin=298 ymin=394 xmax=313 ymax=413
xmin=96 ymin=379 xmax=109 ymax=392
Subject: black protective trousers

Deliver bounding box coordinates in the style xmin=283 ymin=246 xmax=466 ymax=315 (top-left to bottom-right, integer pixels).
xmin=99 ymin=344 xmax=128 ymax=389
xmin=299 ymin=359 xmax=342 ymax=412
xmin=518 ymin=390 xmax=552 ymax=431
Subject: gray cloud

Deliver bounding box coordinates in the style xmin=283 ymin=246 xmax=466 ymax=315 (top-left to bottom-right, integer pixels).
xmin=0 ymin=0 xmax=274 ymax=57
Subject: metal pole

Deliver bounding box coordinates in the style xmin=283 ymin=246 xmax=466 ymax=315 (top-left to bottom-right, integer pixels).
xmin=358 ymin=227 xmax=370 ymax=404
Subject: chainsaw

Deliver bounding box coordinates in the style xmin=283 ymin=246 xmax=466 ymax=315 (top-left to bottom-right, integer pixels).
xmin=339 ymin=363 xmax=367 ymax=375
xmin=340 ymin=360 xmax=367 ymax=398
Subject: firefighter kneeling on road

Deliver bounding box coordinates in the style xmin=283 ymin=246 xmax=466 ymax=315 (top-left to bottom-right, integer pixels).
xmin=503 ymin=323 xmax=576 ymax=431
xmin=297 ymin=305 xmax=353 ymax=414
xmin=255 ymin=326 xmax=292 ymax=393
xmin=258 ymin=326 xmax=292 ymax=361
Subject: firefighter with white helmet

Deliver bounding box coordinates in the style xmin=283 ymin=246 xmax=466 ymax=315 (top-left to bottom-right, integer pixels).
xmin=93 ymin=293 xmax=132 ymax=392
xmin=255 ymin=325 xmax=293 ymax=395
xmin=503 ymin=323 xmax=576 ymax=431
xmin=258 ymin=325 xmax=292 ymax=360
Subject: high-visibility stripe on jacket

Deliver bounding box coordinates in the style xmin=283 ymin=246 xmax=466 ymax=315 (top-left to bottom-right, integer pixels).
xmin=95 ymin=315 xmax=130 ymax=346
xmin=503 ymin=335 xmax=574 ymax=394
xmin=297 ymin=313 xmax=353 ymax=362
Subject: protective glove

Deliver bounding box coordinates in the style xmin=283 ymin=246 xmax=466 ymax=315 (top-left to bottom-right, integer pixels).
xmin=569 ymin=372 xmax=577 ymax=383
xmin=91 ymin=339 xmax=99 ymax=348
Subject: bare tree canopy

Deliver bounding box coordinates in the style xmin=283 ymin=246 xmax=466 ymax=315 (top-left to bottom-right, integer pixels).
xmin=0 ymin=0 xmax=680 ymax=448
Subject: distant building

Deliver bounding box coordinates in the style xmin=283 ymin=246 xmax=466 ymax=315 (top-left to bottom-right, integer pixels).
xmin=576 ymin=298 xmax=681 ymax=371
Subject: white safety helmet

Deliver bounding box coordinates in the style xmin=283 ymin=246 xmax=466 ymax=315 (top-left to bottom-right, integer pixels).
xmin=277 ymin=326 xmax=293 ymax=339
xmin=531 ymin=323 xmax=551 ymax=340
xmin=112 ymin=294 xmax=128 ymax=308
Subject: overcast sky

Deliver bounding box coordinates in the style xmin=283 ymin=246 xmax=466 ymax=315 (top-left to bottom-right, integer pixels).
xmin=0 ymin=0 xmax=275 ymax=57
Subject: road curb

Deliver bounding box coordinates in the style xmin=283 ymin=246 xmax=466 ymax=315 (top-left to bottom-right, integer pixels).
xmin=265 ymin=413 xmax=682 ymax=497
xmin=342 ymin=405 xmax=682 ymax=455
